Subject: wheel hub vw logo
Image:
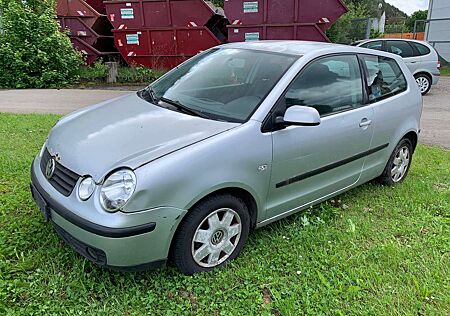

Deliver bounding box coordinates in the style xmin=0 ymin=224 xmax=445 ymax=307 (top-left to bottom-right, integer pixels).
xmin=211 ymin=230 xmax=224 ymax=245
xmin=45 ymin=158 xmax=56 ymax=179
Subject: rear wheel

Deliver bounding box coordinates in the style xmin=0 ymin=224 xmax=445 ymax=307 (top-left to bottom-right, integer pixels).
xmin=377 ymin=138 xmax=413 ymax=186
xmin=415 ymin=74 xmax=432 ymax=95
xmin=171 ymin=194 xmax=250 ymax=275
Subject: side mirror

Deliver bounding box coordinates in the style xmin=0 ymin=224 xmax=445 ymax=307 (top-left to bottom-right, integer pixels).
xmin=276 ymin=105 xmax=321 ymax=127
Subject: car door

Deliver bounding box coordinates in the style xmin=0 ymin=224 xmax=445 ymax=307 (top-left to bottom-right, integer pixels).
xmin=386 ymin=41 xmax=421 ymax=74
xmin=264 ymin=54 xmax=375 ymax=221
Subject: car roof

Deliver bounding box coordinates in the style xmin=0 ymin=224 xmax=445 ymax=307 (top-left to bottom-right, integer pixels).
xmin=219 ymin=40 xmax=351 ymax=56
xmin=358 ymin=38 xmax=430 ymax=45
xmin=217 ymin=40 xmax=407 ymax=65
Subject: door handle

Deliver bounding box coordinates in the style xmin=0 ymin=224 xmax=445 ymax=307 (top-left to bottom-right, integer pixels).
xmin=359 ymin=119 xmax=372 ymax=127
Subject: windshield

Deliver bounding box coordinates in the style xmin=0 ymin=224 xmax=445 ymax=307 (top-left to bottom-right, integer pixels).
xmin=141 ymin=48 xmax=298 ymax=123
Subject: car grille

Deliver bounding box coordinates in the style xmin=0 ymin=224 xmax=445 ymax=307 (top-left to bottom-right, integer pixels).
xmin=40 ymin=148 xmax=80 ymax=197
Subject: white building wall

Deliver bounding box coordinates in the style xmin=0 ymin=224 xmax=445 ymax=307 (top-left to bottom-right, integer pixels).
xmin=426 ymin=0 xmax=450 ymax=62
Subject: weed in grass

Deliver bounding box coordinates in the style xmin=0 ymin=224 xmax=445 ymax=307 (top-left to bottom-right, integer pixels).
xmin=0 ymin=113 xmax=449 ymax=315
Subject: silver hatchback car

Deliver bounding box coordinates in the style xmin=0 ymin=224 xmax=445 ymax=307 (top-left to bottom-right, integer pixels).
xmin=31 ymin=41 xmax=422 ymax=275
xmin=354 ymin=39 xmax=440 ymax=95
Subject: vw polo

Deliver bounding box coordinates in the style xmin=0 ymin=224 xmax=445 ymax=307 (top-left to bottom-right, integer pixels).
xmin=31 ymin=41 xmax=422 ymax=275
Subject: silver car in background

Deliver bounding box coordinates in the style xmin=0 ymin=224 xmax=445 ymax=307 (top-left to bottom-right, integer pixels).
xmin=354 ymin=38 xmax=440 ymax=95
xmin=31 ymin=41 xmax=423 ymax=275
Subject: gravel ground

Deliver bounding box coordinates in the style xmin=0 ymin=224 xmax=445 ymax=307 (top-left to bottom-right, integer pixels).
xmin=419 ymin=76 xmax=450 ymax=149
xmin=0 ymin=79 xmax=449 ymax=148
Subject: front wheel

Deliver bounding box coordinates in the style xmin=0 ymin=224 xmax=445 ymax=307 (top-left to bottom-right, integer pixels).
xmin=171 ymin=194 xmax=250 ymax=275
xmin=376 ymin=138 xmax=413 ymax=186
xmin=415 ymin=74 xmax=432 ymax=95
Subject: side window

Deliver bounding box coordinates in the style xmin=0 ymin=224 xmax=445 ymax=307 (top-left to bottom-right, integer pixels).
xmin=411 ymin=42 xmax=431 ymax=56
xmin=386 ymin=41 xmax=414 ymax=58
xmin=361 ymin=55 xmax=407 ymax=103
xmin=284 ymin=55 xmax=363 ymax=116
xmin=361 ymin=41 xmax=384 ymax=51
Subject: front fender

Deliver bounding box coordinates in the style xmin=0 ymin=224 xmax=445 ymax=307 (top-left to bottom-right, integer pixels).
xmin=124 ymin=121 xmax=272 ymax=224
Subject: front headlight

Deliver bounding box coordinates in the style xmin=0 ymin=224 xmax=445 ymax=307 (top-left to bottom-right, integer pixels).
xmin=100 ymin=169 xmax=136 ymax=212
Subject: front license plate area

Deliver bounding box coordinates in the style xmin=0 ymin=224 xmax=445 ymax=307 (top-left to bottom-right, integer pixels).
xmin=31 ymin=185 xmax=51 ymax=222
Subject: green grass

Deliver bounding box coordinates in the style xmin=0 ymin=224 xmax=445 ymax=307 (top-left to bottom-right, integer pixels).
xmin=0 ymin=113 xmax=449 ymax=315
xmin=441 ymin=67 xmax=450 ymax=77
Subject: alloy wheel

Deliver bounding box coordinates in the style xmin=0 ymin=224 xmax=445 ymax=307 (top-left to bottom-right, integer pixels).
xmin=416 ymin=76 xmax=430 ymax=94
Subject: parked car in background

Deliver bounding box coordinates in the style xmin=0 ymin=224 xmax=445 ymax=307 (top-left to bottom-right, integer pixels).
xmin=353 ymin=39 xmax=440 ymax=95
xmin=31 ymin=41 xmax=423 ymax=275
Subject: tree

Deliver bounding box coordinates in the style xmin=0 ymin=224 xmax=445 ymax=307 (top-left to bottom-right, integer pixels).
xmin=326 ymin=2 xmax=371 ymax=44
xmin=0 ymin=0 xmax=82 ymax=88
xmin=406 ymin=10 xmax=428 ymax=32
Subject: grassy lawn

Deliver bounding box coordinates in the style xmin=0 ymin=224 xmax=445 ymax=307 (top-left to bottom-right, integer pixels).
xmin=0 ymin=113 xmax=449 ymax=315
xmin=441 ymin=67 xmax=450 ymax=77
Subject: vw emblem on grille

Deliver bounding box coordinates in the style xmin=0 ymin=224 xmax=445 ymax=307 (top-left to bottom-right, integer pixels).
xmin=45 ymin=158 xmax=56 ymax=179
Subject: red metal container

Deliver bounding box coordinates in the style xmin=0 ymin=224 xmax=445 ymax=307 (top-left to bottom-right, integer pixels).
xmin=224 ymin=0 xmax=348 ymax=29
xmin=85 ymin=0 xmax=107 ymax=14
xmin=113 ymin=26 xmax=221 ymax=69
xmin=71 ymin=37 xmax=119 ymax=64
xmin=57 ymin=0 xmax=101 ymax=19
xmin=227 ymin=23 xmax=329 ymax=42
xmin=104 ymin=0 xmax=221 ymax=29
xmin=57 ymin=0 xmax=119 ymax=64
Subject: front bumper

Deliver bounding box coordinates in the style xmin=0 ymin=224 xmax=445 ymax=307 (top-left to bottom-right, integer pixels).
xmin=30 ymin=157 xmax=187 ymax=270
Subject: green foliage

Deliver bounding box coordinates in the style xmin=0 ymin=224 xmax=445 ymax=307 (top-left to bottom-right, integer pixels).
xmin=0 ymin=0 xmax=82 ymax=88
xmin=384 ymin=23 xmax=408 ymax=34
xmin=406 ymin=10 xmax=428 ymax=32
xmin=370 ymin=29 xmax=383 ymax=39
xmin=116 ymin=66 xmax=165 ymax=84
xmin=76 ymin=64 xmax=165 ymax=84
xmin=327 ymin=3 xmax=370 ymax=44
xmin=0 ymin=113 xmax=449 ymax=315
xmin=75 ymin=61 xmax=109 ymax=82
xmin=210 ymin=0 xmax=224 ymax=8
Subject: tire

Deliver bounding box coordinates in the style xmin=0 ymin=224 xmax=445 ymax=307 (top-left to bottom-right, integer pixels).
xmin=376 ymin=138 xmax=413 ymax=186
xmin=171 ymin=194 xmax=250 ymax=275
xmin=415 ymin=74 xmax=432 ymax=95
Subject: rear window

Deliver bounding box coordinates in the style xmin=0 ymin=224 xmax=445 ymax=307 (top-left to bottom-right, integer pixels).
xmin=361 ymin=55 xmax=407 ymax=103
xmin=411 ymin=42 xmax=431 ymax=56
xmin=361 ymin=41 xmax=384 ymax=51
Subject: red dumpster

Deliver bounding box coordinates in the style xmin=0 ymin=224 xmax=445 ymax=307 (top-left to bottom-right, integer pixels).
xmin=227 ymin=23 xmax=329 ymax=42
xmin=57 ymin=0 xmax=101 ymax=19
xmin=113 ymin=26 xmax=222 ymax=69
xmin=71 ymin=37 xmax=119 ymax=65
xmin=224 ymin=0 xmax=347 ymax=28
xmin=225 ymin=0 xmax=348 ymax=42
xmin=104 ymin=0 xmax=222 ymax=29
xmin=57 ymin=0 xmax=119 ymax=64
xmin=85 ymin=0 xmax=107 ymax=14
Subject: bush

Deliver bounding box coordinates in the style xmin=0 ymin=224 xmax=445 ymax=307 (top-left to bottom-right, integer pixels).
xmin=116 ymin=66 xmax=165 ymax=84
xmin=76 ymin=63 xmax=165 ymax=85
xmin=0 ymin=0 xmax=82 ymax=88
xmin=75 ymin=61 xmax=109 ymax=83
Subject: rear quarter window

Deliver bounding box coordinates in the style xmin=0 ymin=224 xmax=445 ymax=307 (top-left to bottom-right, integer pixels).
xmin=411 ymin=42 xmax=431 ymax=56
xmin=361 ymin=55 xmax=408 ymax=103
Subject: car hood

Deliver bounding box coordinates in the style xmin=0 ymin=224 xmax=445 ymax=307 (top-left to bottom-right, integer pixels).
xmin=47 ymin=93 xmax=239 ymax=181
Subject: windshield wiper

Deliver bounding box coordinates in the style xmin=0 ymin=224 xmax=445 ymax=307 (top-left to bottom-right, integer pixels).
xmin=139 ymin=86 xmax=157 ymax=104
xmin=159 ymin=97 xmax=212 ymax=119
